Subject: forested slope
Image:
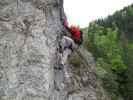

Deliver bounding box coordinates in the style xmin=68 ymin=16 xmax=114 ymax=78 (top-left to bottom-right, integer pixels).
xmin=95 ymin=4 xmax=133 ymax=40
xmin=83 ymin=3 xmax=133 ymax=100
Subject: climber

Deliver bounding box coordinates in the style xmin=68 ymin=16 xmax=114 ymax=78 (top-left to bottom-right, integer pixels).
xmin=54 ymin=34 xmax=76 ymax=70
xmin=63 ymin=19 xmax=83 ymax=46
xmin=54 ymin=19 xmax=83 ymax=70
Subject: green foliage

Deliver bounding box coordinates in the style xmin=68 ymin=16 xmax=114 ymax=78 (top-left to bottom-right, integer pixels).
xmin=85 ymin=23 xmax=127 ymax=99
xmin=111 ymin=55 xmax=126 ymax=72
xmin=95 ymin=4 xmax=133 ymax=40
xmin=96 ymin=58 xmax=123 ymax=100
xmin=82 ymin=4 xmax=133 ymax=100
xmin=87 ymin=23 xmax=127 ymax=73
xmin=122 ymin=43 xmax=133 ymax=100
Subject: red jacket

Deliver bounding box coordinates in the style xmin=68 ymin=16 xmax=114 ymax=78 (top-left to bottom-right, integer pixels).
xmin=70 ymin=25 xmax=80 ymax=40
xmin=63 ymin=19 xmax=81 ymax=40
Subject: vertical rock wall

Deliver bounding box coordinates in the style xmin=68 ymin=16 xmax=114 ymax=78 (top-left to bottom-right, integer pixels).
xmin=0 ymin=0 xmax=63 ymax=100
xmin=0 ymin=0 xmax=108 ymax=100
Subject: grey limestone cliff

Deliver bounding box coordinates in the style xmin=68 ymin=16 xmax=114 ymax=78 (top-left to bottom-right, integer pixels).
xmin=0 ymin=0 xmax=109 ymax=100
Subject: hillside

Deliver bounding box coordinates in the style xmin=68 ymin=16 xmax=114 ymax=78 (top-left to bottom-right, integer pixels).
xmin=95 ymin=4 xmax=133 ymax=40
xmin=83 ymin=3 xmax=133 ymax=100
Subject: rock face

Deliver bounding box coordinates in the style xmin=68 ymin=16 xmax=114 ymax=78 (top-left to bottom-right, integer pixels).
xmin=0 ymin=0 xmax=62 ymax=99
xmin=0 ymin=0 xmax=108 ymax=100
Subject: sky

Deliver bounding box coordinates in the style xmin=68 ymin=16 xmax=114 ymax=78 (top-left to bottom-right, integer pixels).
xmin=64 ymin=0 xmax=133 ymax=28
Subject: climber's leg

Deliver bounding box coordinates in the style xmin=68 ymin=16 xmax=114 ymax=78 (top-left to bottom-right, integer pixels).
xmin=54 ymin=53 xmax=64 ymax=70
xmin=62 ymin=49 xmax=72 ymax=65
xmin=62 ymin=49 xmax=72 ymax=81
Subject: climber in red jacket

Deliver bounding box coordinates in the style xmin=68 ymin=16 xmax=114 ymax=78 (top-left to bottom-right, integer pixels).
xmin=63 ymin=19 xmax=83 ymax=46
xmin=54 ymin=19 xmax=83 ymax=70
